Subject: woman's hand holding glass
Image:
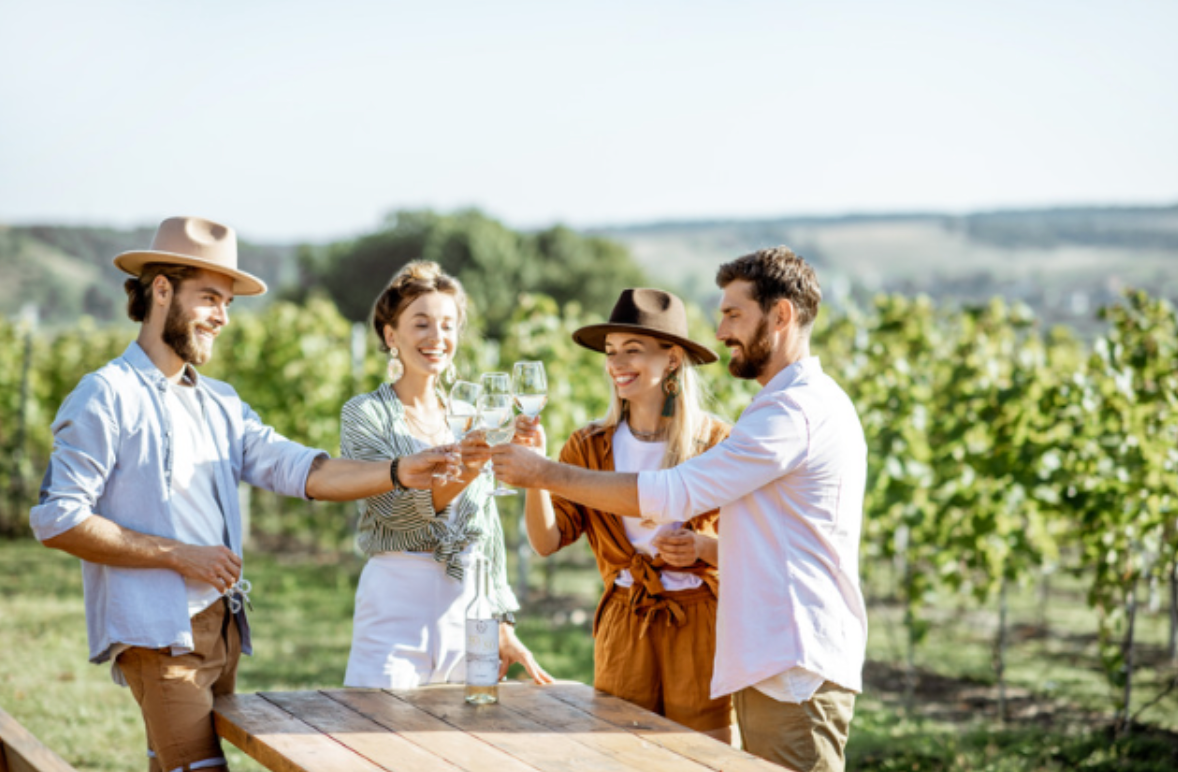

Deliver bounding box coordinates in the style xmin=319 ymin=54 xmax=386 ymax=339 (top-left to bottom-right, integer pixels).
xmin=511 ymin=413 xmax=547 ymax=457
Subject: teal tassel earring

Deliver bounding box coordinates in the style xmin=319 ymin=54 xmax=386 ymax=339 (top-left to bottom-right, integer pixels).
xmin=661 ymin=370 xmax=680 ymax=418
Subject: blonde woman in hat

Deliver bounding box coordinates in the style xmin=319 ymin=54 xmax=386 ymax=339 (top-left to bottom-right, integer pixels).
xmin=510 ymin=288 xmax=734 ymax=741
xmin=339 ymin=260 xmax=552 ymax=689
xmin=31 ymin=217 xmax=458 ymax=772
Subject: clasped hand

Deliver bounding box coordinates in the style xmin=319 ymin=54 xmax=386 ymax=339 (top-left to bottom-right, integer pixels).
xmin=651 ymin=528 xmax=701 ymax=567
xmin=483 ymin=415 xmax=549 ymax=487
xmin=399 ymin=445 xmax=464 ymax=487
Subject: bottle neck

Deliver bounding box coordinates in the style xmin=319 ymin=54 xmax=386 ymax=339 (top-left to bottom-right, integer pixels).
xmin=467 ymin=551 xmax=492 ymax=616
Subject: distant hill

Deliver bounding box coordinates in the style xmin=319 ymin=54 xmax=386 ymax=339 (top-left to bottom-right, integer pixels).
xmin=3 ymin=205 xmax=1176 ymax=333
xmin=591 ymin=205 xmax=1178 ymax=333
xmin=0 ymin=224 xmax=297 ymax=327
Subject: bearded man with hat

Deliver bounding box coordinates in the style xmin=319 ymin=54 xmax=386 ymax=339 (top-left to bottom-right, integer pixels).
xmin=491 ymin=248 xmax=868 ymax=772
xmin=30 ymin=216 xmax=456 ymax=772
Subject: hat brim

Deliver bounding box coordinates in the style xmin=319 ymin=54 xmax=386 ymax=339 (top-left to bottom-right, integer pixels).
xmin=572 ymin=323 xmax=719 ymax=365
xmin=114 ymin=250 xmax=268 ymax=296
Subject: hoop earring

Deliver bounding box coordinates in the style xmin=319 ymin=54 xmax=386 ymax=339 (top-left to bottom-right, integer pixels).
xmin=386 ymin=348 xmax=404 ymax=383
xmin=661 ymin=369 xmax=680 ymax=418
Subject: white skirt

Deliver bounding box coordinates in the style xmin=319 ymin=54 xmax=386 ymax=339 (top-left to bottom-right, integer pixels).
xmin=344 ymin=551 xmax=476 ymax=689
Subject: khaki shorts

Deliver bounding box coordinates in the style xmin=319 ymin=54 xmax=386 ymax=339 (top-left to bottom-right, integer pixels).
xmin=117 ymin=600 xmax=241 ymax=772
xmin=734 ymin=681 xmax=856 ymax=772
xmin=593 ymin=584 xmax=733 ymax=733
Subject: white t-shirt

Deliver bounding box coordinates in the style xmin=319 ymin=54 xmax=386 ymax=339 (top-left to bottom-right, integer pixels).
xmin=166 ymin=382 xmax=225 ymax=618
xmin=611 ymin=422 xmax=702 ymax=592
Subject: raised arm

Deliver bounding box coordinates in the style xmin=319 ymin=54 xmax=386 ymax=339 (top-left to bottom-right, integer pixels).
xmin=488 ymin=444 xmax=641 ymax=517
xmin=303 ymin=448 xmax=459 ymax=501
xmin=509 ymin=416 xmax=562 ymax=555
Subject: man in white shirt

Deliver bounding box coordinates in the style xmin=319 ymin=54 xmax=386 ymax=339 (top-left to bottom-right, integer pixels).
xmin=492 ymin=247 xmax=867 ymax=771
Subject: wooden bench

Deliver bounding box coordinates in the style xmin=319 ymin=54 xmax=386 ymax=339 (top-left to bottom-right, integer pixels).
xmin=0 ymin=707 xmax=79 ymax=772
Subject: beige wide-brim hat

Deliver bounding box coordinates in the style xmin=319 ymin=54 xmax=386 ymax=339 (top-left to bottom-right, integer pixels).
xmin=573 ymin=288 xmax=719 ymax=365
xmin=113 ymin=216 xmax=267 ymax=296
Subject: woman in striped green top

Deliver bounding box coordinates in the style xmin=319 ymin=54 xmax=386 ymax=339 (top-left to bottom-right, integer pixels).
xmin=341 ymin=260 xmax=552 ymax=689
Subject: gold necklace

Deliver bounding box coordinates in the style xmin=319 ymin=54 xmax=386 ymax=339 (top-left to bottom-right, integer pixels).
xmin=403 ymin=404 xmax=448 ymax=443
xmin=629 ymin=424 xmax=667 ymax=442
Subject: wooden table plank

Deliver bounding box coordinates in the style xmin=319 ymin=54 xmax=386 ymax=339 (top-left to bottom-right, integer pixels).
xmin=214 ymin=694 xmax=386 ymax=772
xmin=324 ymin=689 xmax=539 ymax=772
xmin=392 ymin=684 xmax=641 ymax=772
xmin=542 ymin=685 xmax=785 ymax=772
xmin=498 ymin=685 xmax=719 ymax=772
xmin=261 ymin=692 xmax=462 ymax=772
xmin=1 ymin=706 xmax=80 ymax=772
xmin=499 ymin=683 xmax=716 ymax=768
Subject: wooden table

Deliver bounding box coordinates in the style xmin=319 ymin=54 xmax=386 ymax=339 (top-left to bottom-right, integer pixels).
xmin=214 ymin=682 xmax=783 ymax=772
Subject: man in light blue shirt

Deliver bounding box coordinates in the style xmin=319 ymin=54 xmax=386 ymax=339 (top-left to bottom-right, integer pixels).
xmin=30 ymin=216 xmax=454 ymax=772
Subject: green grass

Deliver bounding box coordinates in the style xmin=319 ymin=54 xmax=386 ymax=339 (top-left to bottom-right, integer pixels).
xmin=2 ymin=540 xmax=1176 ymax=771
xmin=0 ymin=541 xmax=598 ymax=771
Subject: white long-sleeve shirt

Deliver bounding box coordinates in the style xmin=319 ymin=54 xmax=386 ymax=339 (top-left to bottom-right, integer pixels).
xmin=637 ymin=357 xmax=867 ymax=699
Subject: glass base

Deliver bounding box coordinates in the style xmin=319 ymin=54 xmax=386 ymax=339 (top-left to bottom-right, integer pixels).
xmin=488 ymin=486 xmax=517 ymax=497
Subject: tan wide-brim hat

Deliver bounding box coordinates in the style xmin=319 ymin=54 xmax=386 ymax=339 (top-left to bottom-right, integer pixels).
xmin=573 ymin=288 xmax=719 ymax=365
xmin=113 ymin=216 xmax=267 ymax=296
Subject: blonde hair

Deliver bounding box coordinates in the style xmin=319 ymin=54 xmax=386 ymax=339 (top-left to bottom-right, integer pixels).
xmin=600 ymin=342 xmax=714 ymax=469
xmin=371 ymin=260 xmax=468 ymax=352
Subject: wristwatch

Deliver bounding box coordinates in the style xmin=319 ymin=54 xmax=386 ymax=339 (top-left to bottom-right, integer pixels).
xmin=389 ymin=458 xmax=407 ymax=491
xmin=494 ymin=611 xmax=516 ymax=626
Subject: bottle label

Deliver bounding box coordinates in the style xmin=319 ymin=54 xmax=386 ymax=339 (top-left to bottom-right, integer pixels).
xmin=465 ymin=619 xmax=500 ymax=686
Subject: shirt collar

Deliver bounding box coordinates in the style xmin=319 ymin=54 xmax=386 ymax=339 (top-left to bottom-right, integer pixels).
xmin=122 ymin=341 xmax=202 ymax=389
xmin=761 ymin=355 xmax=822 ymax=395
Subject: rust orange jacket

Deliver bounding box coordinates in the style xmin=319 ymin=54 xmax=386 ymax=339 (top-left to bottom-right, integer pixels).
xmin=550 ymin=417 xmax=731 ymax=635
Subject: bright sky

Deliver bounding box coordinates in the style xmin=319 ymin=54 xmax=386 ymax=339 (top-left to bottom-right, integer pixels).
xmin=2 ymin=0 xmax=1175 ymax=242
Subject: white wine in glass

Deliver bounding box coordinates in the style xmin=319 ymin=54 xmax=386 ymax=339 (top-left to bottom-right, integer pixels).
xmin=447 ymin=381 xmax=482 ymax=440
xmin=512 ymin=361 xmax=548 ymax=419
xmin=477 ymin=393 xmax=517 ymax=497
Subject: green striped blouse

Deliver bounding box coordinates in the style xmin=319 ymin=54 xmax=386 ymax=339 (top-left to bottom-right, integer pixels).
xmin=339 ymin=383 xmax=518 ymax=616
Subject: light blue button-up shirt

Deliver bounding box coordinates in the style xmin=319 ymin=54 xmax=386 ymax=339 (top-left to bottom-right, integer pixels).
xmin=30 ymin=342 xmax=326 ymax=664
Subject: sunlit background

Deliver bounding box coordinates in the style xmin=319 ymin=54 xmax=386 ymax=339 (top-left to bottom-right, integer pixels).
xmin=3 ymin=3 xmax=1178 ymax=770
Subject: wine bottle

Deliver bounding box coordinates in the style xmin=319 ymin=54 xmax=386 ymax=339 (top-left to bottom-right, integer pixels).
xmin=464 ymin=552 xmax=500 ymax=705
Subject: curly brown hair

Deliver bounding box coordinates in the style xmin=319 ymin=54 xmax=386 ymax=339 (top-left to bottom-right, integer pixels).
xmin=715 ymin=246 xmax=822 ymax=329
xmin=371 ymin=261 xmax=468 ymax=352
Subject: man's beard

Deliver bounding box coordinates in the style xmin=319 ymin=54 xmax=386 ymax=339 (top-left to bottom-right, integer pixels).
xmin=162 ymin=302 xmax=214 ymax=366
xmin=726 ymin=316 xmax=773 ymax=380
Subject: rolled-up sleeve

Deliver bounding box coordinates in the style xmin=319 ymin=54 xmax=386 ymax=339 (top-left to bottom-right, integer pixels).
xmin=239 ymin=401 xmax=327 ymax=499
xmin=30 ymin=375 xmax=119 ymax=541
xmin=638 ymin=395 xmax=810 ymax=523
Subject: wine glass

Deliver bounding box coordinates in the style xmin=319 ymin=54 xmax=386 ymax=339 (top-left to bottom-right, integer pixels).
xmin=447 ymin=381 xmax=482 ymax=440
xmin=475 ymin=373 xmax=512 ymax=487
xmin=477 ymin=392 xmax=517 ymax=497
xmin=512 ymin=361 xmax=548 ymax=419
xmin=438 ymin=381 xmax=481 ymax=484
xmin=480 ymin=371 xmax=511 ymax=398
